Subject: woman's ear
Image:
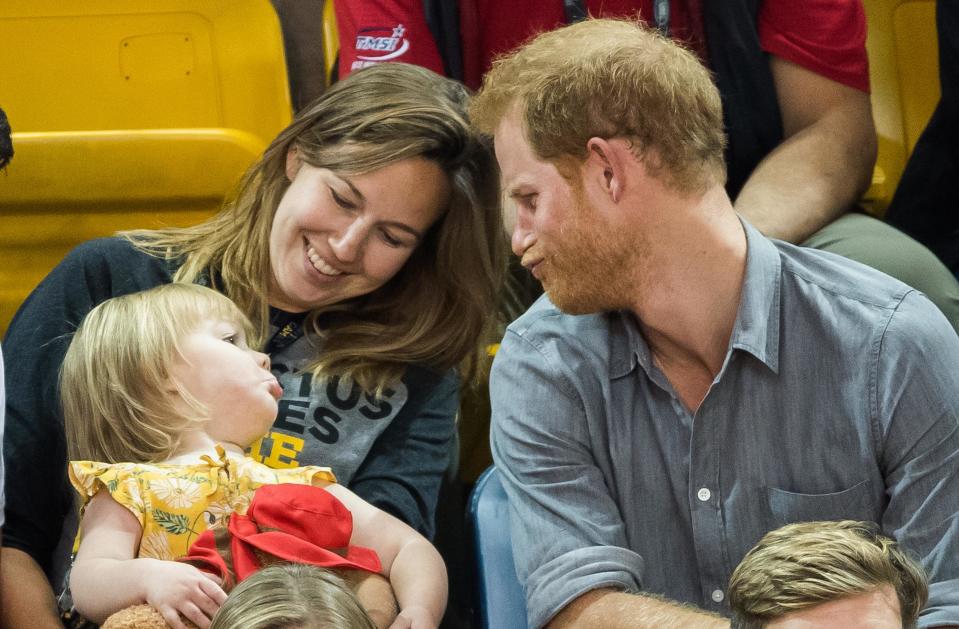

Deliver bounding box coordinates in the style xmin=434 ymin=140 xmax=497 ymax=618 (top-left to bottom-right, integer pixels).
xmin=285 ymin=146 xmax=301 ymax=182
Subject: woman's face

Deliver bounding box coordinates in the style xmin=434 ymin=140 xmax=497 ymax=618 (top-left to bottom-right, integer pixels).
xmin=268 ymin=153 xmax=451 ymax=312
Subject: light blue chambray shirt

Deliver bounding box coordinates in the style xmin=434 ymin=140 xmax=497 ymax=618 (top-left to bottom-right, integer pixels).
xmin=490 ymin=219 xmax=959 ymax=629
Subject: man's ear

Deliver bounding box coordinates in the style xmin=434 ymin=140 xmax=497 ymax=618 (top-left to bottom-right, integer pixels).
xmin=585 ymin=137 xmax=626 ymax=203
xmin=285 ymin=146 xmax=301 ymax=182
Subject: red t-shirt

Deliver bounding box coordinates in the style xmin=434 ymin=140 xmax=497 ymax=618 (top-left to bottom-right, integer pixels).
xmin=335 ymin=0 xmax=446 ymax=76
xmin=758 ymin=0 xmax=869 ymax=92
xmin=337 ymin=0 xmax=869 ymax=92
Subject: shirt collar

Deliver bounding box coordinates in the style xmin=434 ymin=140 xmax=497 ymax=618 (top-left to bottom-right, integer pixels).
xmin=609 ymin=216 xmax=781 ymax=379
xmin=730 ymin=218 xmax=781 ymax=373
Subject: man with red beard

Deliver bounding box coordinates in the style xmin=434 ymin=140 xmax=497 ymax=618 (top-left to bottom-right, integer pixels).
xmin=471 ymin=18 xmax=959 ymax=629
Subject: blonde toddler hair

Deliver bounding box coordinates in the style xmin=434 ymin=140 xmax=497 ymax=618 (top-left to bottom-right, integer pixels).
xmin=210 ymin=563 xmax=376 ymax=629
xmin=61 ymin=283 xmax=255 ymax=463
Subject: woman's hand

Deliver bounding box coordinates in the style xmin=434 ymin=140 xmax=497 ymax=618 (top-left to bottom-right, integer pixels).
xmin=141 ymin=560 xmax=227 ymax=629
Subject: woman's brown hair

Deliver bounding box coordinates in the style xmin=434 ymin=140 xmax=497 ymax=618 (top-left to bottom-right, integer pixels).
xmin=125 ymin=63 xmax=506 ymax=393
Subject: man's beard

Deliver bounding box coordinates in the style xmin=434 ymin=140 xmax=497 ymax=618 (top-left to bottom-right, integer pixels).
xmin=542 ymin=194 xmax=642 ymax=315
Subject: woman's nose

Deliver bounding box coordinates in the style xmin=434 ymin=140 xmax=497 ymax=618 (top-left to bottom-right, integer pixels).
xmin=329 ymin=217 xmax=367 ymax=264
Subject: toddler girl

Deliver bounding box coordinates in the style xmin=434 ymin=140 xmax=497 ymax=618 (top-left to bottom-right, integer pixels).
xmin=61 ymin=283 xmax=447 ymax=629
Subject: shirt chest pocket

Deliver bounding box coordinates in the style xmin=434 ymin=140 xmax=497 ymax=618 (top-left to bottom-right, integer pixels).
xmin=766 ymin=479 xmax=880 ymax=527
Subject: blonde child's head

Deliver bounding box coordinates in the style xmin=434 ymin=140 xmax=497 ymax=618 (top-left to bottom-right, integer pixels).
xmin=61 ymin=283 xmax=257 ymax=463
xmin=210 ymin=563 xmax=376 ymax=629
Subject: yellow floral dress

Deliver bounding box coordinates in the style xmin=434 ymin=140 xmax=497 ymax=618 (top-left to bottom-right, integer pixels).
xmin=68 ymin=446 xmax=336 ymax=560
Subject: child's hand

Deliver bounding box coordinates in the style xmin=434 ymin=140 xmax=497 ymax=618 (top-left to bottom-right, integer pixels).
xmin=141 ymin=560 xmax=227 ymax=629
xmin=388 ymin=605 xmax=438 ymax=629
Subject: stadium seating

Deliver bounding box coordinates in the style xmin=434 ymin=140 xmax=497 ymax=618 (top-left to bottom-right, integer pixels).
xmin=862 ymin=0 xmax=940 ymax=214
xmin=0 ymin=0 xmax=293 ymax=334
xmin=469 ymin=466 xmax=529 ymax=629
xmin=322 ymin=0 xmax=340 ymax=86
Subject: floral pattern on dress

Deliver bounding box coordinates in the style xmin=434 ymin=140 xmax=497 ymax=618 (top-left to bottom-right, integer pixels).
xmin=140 ymin=530 xmax=174 ymax=560
xmin=149 ymin=477 xmax=203 ymax=509
xmin=69 ymin=445 xmax=335 ymax=560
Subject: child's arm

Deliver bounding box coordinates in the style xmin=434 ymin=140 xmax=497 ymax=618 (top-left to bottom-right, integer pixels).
xmin=70 ymin=490 xmax=227 ymax=629
xmin=324 ymin=483 xmax=448 ymax=629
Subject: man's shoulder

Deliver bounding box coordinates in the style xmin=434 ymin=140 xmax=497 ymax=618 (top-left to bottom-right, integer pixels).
xmin=497 ymin=295 xmax=626 ymax=386
xmin=506 ymin=294 xmax=616 ymax=347
xmin=774 ymin=239 xmax=921 ymax=319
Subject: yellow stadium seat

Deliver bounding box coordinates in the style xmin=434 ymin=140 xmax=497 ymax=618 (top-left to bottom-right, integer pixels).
xmin=322 ymin=0 xmax=340 ymax=86
xmin=862 ymin=0 xmax=940 ymax=214
xmin=0 ymin=0 xmax=293 ymax=335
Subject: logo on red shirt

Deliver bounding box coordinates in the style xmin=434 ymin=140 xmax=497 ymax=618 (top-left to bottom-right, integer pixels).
xmin=352 ymin=24 xmax=410 ymax=70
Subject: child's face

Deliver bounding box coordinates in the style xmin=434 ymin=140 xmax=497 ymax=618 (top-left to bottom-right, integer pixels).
xmin=169 ymin=317 xmax=282 ymax=448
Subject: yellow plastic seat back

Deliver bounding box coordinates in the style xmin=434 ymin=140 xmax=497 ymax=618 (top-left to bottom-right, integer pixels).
xmin=0 ymin=0 xmax=293 ymax=334
xmin=323 ymin=0 xmax=340 ymax=86
xmin=862 ymin=0 xmax=940 ymax=214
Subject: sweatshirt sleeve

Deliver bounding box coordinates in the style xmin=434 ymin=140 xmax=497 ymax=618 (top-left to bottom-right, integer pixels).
xmin=2 ymin=238 xmax=171 ymax=576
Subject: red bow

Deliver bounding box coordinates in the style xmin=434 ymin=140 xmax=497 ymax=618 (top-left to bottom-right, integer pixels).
xmin=181 ymin=483 xmax=382 ymax=590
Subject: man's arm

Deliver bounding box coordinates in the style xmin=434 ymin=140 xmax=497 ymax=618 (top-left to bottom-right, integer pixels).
xmin=876 ymin=293 xmax=959 ymax=628
xmin=491 ymin=327 xmax=723 ymax=629
xmin=0 ymin=547 xmax=61 ymax=629
xmin=547 ymin=589 xmax=728 ymax=629
xmin=733 ymin=56 xmax=877 ymax=243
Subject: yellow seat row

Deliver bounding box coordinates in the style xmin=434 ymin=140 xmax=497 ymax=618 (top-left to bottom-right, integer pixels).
xmin=863 ymin=0 xmax=940 ymax=214
xmin=0 ymin=0 xmax=292 ymax=335
xmin=0 ymin=0 xmax=944 ymax=334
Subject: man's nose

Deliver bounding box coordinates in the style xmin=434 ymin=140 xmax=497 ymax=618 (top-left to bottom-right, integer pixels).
xmin=511 ymin=204 xmax=535 ymax=257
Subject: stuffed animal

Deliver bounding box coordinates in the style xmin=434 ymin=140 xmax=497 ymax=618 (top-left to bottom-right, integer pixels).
xmin=101 ymin=604 xmax=198 ymax=629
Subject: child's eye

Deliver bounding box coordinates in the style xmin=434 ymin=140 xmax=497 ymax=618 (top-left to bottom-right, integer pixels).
xmin=223 ymin=334 xmax=238 ymax=345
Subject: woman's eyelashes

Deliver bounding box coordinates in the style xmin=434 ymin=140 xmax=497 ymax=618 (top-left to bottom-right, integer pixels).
xmin=330 ymin=186 xmax=358 ymax=210
xmin=380 ymin=229 xmax=404 ymax=247
xmin=328 ymin=182 xmax=412 ymax=248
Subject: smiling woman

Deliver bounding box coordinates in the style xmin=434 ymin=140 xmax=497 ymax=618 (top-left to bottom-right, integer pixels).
xmin=268 ymin=157 xmax=450 ymax=315
xmin=1 ymin=62 xmax=506 ymax=628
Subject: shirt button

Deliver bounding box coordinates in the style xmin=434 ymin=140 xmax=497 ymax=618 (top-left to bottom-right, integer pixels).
xmin=697 ymin=487 xmax=711 ymax=502
xmin=711 ymin=589 xmax=725 ymax=603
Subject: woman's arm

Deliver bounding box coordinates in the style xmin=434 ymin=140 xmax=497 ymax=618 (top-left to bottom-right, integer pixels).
xmin=3 ymin=238 xmax=173 ymax=569
xmin=325 ymin=483 xmax=448 ymax=629
xmin=0 ymin=547 xmax=62 ymax=628
xmin=71 ymin=491 xmax=226 ymax=629
xmin=348 ymin=368 xmax=458 ymax=538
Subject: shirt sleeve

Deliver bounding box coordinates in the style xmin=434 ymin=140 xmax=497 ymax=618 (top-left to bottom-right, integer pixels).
xmin=876 ymin=291 xmax=959 ymax=627
xmin=334 ymin=0 xmax=446 ymax=79
xmin=1 ymin=238 xmax=171 ymax=575
xmin=758 ymin=0 xmax=870 ymax=92
xmin=348 ymin=367 xmax=458 ymax=540
xmin=490 ymin=328 xmax=644 ymax=629
xmin=67 ymin=461 xmax=147 ymax=530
